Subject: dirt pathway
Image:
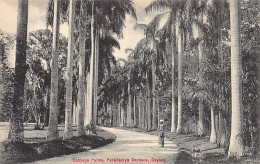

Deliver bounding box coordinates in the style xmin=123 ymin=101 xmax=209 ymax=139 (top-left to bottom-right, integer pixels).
xmin=33 ymin=127 xmax=178 ymax=164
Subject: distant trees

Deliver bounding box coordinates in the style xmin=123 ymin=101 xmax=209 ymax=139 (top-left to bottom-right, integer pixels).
xmin=0 ymin=30 xmax=15 ymax=122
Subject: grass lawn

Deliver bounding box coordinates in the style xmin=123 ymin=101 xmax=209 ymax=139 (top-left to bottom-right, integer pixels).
xmin=0 ymin=123 xmax=116 ymax=164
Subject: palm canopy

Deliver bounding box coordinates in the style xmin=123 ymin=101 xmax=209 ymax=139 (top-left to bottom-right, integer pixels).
xmin=145 ymin=0 xmax=207 ymax=41
xmin=46 ymin=0 xmax=136 ymax=39
xmin=95 ymin=0 xmax=137 ymax=38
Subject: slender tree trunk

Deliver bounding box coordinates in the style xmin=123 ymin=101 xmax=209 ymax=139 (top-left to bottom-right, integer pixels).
xmin=47 ymin=0 xmax=60 ymax=141
xmin=85 ymin=72 xmax=90 ymax=126
xmin=64 ymin=0 xmax=75 ymax=139
xmin=113 ymin=101 xmax=117 ymax=126
xmin=258 ymin=1 xmax=260 ymax=151
xmin=146 ymin=72 xmax=151 ymax=131
xmin=133 ymin=92 xmax=136 ymax=127
xmin=118 ymin=99 xmax=121 ymax=126
xmin=152 ymin=43 xmax=156 ymax=130
xmin=120 ymin=89 xmax=125 ymax=127
xmin=77 ymin=0 xmax=87 ymax=136
xmin=127 ymin=74 xmax=131 ymax=127
xmin=73 ymin=101 xmax=77 ymax=125
xmin=87 ymin=1 xmax=95 ymax=126
xmin=171 ymin=22 xmax=177 ymax=133
xmin=142 ymin=91 xmax=145 ymax=130
xmin=138 ymin=93 xmax=141 ymax=127
xmin=176 ymin=16 xmax=184 ymax=134
xmin=157 ymin=96 xmax=160 ymax=131
xmin=198 ymin=12 xmax=205 ymax=136
xmin=93 ymin=25 xmax=99 ymax=125
xmin=216 ymin=0 xmax=227 ymax=147
xmin=8 ymin=0 xmax=28 ymax=142
xmin=228 ymin=0 xmax=243 ymax=157
xmin=0 ymin=44 xmax=3 ymax=121
xmin=120 ymin=101 xmax=124 ymax=127
xmin=210 ymin=105 xmax=217 ymax=143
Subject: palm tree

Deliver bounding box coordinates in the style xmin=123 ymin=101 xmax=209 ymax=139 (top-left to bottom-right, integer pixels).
xmin=145 ymin=0 xmax=187 ymax=133
xmin=47 ymin=0 xmax=60 ymax=141
xmin=134 ymin=15 xmax=165 ymax=130
xmin=170 ymin=22 xmax=177 ymax=133
xmin=127 ymin=73 xmax=132 ymax=127
xmin=87 ymin=0 xmax=136 ymax=126
xmin=176 ymin=11 xmax=184 ymax=133
xmin=205 ymin=0 xmax=229 ymax=145
xmin=228 ymin=0 xmax=243 ymax=157
xmin=197 ymin=10 xmax=205 ymax=136
xmin=64 ymin=0 xmax=75 ymax=139
xmin=77 ymin=0 xmax=87 ymax=136
xmin=8 ymin=0 xmax=28 ymax=142
xmin=124 ymin=49 xmax=138 ymax=127
xmin=85 ymin=1 xmax=95 ymax=126
xmin=93 ymin=24 xmax=100 ymax=125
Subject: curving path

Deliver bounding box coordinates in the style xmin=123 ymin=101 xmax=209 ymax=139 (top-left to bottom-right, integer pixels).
xmin=33 ymin=127 xmax=178 ymax=164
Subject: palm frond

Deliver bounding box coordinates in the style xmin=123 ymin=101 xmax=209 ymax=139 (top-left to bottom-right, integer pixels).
xmin=145 ymin=0 xmax=171 ymax=14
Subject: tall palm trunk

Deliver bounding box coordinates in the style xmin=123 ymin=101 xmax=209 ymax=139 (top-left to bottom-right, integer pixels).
xmin=47 ymin=0 xmax=60 ymax=141
xmin=258 ymin=0 xmax=260 ymax=150
xmin=146 ymin=71 xmax=151 ymax=131
xmin=138 ymin=93 xmax=141 ymax=127
xmin=87 ymin=1 xmax=95 ymax=126
xmin=77 ymin=0 xmax=87 ymax=136
xmin=133 ymin=92 xmax=136 ymax=127
xmin=151 ymin=44 xmax=156 ymax=130
xmin=210 ymin=105 xmax=217 ymax=143
xmin=85 ymin=72 xmax=90 ymax=125
xmin=176 ymin=16 xmax=184 ymax=134
xmin=0 ymin=45 xmax=4 ymax=121
xmin=120 ymin=101 xmax=124 ymax=127
xmin=93 ymin=25 xmax=99 ymax=125
xmin=73 ymin=101 xmax=77 ymax=125
xmin=142 ymin=90 xmax=145 ymax=130
xmin=8 ymin=0 xmax=28 ymax=142
xmin=228 ymin=0 xmax=243 ymax=157
xmin=118 ymin=98 xmax=121 ymax=126
xmin=198 ymin=13 xmax=205 ymax=136
xmin=64 ymin=0 xmax=75 ymax=139
xmin=217 ymin=0 xmax=228 ymax=148
xmin=127 ymin=74 xmax=132 ymax=127
xmin=120 ymin=89 xmax=125 ymax=127
xmin=157 ymin=96 xmax=160 ymax=131
xmin=171 ymin=22 xmax=177 ymax=133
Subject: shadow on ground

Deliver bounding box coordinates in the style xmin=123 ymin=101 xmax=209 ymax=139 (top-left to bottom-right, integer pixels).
xmin=0 ymin=127 xmax=116 ymax=164
xmin=115 ymin=126 xmax=259 ymax=164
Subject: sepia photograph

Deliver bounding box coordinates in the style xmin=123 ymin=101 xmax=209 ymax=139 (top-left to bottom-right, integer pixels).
xmin=0 ymin=0 xmax=259 ymax=163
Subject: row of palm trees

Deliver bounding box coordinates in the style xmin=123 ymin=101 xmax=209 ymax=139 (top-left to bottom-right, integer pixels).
xmin=8 ymin=0 xmax=136 ymax=140
xmin=99 ymin=0 xmax=248 ymax=158
xmin=47 ymin=0 xmax=137 ymax=139
xmin=7 ymin=0 xmax=257 ymax=159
